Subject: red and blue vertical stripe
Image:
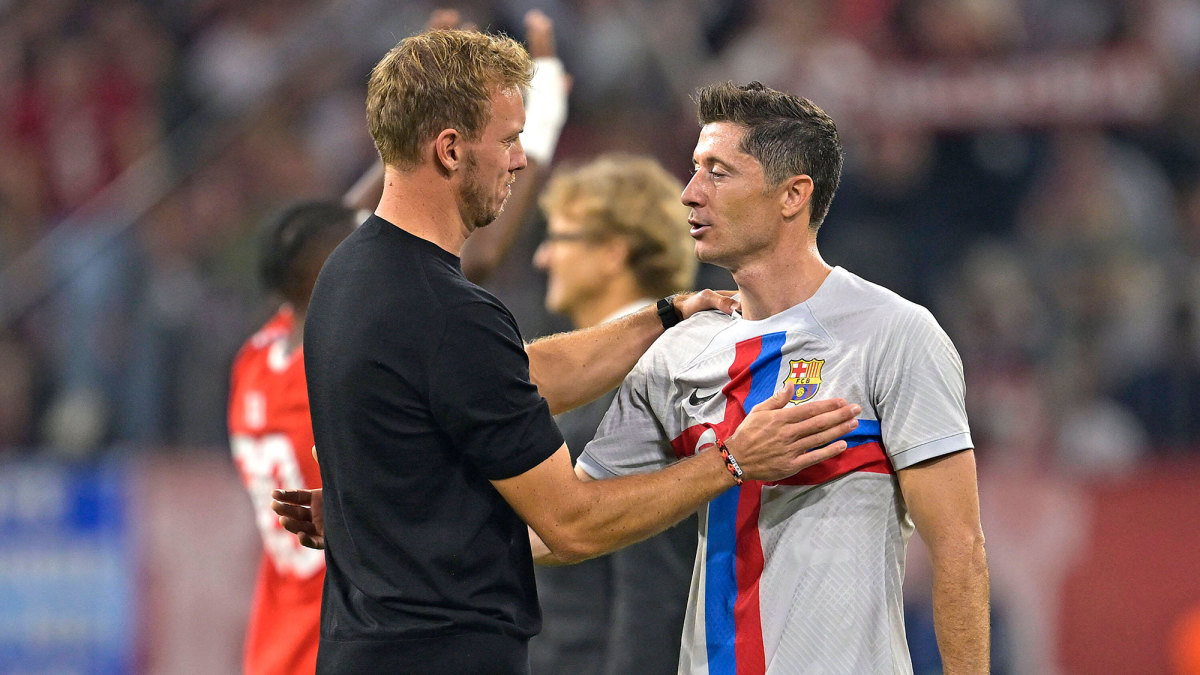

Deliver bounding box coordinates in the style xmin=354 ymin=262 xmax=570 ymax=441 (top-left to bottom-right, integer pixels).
xmin=703 ymin=331 xmax=784 ymax=674
xmin=668 ymin=331 xmax=890 ymax=674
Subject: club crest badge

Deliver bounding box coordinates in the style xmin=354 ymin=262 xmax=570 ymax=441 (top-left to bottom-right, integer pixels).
xmin=786 ymin=359 xmax=824 ymax=404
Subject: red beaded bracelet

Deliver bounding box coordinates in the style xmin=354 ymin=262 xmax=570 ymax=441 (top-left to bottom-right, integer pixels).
xmin=716 ymin=439 xmax=744 ymax=486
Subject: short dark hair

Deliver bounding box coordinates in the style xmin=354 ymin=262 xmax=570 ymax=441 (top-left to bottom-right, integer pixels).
xmin=695 ymin=81 xmax=843 ymax=228
xmin=259 ymin=201 xmax=357 ymax=306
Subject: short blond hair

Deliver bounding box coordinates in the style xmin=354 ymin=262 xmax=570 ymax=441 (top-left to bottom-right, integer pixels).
xmin=367 ymin=29 xmax=532 ymax=169
xmin=540 ymin=154 xmax=696 ymax=297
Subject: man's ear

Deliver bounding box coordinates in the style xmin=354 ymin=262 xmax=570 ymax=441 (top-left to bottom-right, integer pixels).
xmin=596 ymin=236 xmax=631 ymax=278
xmin=434 ymin=128 xmax=463 ymax=172
xmin=780 ymin=174 xmax=814 ymax=221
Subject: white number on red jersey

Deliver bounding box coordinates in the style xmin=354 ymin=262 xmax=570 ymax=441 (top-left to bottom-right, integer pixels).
xmin=231 ymin=433 xmax=324 ymax=577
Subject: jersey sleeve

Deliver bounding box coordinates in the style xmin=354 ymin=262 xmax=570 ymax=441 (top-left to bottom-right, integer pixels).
xmin=428 ymin=298 xmax=563 ymax=481
xmin=576 ymin=349 xmax=676 ymax=479
xmin=872 ymin=306 xmax=973 ymax=471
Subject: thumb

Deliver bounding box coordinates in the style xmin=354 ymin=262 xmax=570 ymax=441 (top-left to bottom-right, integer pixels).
xmin=753 ymin=384 xmax=795 ymax=412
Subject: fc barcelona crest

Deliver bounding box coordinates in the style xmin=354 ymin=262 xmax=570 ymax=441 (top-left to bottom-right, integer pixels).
xmin=786 ymin=359 xmax=824 ymax=404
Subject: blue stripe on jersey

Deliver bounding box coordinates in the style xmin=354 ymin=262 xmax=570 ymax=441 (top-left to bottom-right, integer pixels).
xmin=704 ymin=474 xmax=741 ymax=672
xmin=840 ymin=418 xmax=882 ymax=448
xmin=704 ymin=331 xmax=787 ymax=674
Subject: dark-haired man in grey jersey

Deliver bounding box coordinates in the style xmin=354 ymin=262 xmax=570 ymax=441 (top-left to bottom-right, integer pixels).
xmin=575 ymin=82 xmax=990 ymax=674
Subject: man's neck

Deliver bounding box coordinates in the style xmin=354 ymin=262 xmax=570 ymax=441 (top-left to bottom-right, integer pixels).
xmin=730 ymin=244 xmax=832 ymax=320
xmin=375 ymin=164 xmax=469 ymax=255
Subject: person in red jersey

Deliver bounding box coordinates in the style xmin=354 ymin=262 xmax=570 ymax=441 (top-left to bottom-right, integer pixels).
xmin=229 ymin=202 xmax=358 ymax=675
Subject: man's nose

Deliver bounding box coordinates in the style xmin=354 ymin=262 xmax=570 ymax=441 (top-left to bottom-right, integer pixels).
xmin=533 ymin=240 xmax=550 ymax=269
xmin=512 ymin=139 xmax=528 ymax=172
xmin=681 ymin=173 xmax=703 ymax=207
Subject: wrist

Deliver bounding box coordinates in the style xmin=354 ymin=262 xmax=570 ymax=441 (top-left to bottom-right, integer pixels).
xmin=716 ymin=438 xmax=744 ymax=486
xmin=657 ymin=295 xmax=681 ymax=330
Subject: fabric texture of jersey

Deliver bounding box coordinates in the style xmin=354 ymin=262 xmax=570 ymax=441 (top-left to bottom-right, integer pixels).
xmin=304 ymin=215 xmax=563 ymax=673
xmin=229 ymin=306 xmax=324 ymax=675
xmin=577 ymin=267 xmax=973 ymax=675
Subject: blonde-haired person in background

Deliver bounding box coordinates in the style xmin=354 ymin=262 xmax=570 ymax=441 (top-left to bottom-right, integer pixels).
xmin=529 ymin=154 xmax=697 ymax=675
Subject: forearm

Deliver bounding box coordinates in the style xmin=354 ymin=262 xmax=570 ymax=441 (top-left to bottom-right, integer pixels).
xmin=539 ymin=449 xmax=731 ymax=563
xmin=895 ymin=450 xmax=989 ymax=673
xmin=931 ymin=538 xmax=991 ymax=674
xmin=527 ymin=303 xmax=661 ymax=414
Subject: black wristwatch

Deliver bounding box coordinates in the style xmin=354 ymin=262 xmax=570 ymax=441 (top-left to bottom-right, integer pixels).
xmin=657 ymin=295 xmax=681 ymax=330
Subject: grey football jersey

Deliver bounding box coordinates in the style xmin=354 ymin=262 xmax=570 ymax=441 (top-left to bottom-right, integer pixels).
xmin=577 ymin=267 xmax=972 ymax=675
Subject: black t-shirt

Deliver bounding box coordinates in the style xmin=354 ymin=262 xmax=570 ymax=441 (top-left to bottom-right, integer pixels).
xmin=304 ymin=215 xmax=563 ymax=673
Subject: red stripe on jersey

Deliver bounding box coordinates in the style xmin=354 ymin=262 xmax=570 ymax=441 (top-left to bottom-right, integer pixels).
xmin=769 ymin=441 xmax=892 ymax=486
xmin=735 ymin=481 xmax=767 ymax=674
xmin=669 ymin=337 xmax=761 ymax=459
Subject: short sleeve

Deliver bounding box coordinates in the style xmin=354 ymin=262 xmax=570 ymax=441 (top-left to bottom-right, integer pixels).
xmin=872 ymin=307 xmax=973 ymax=471
xmin=576 ymin=352 xmax=675 ymax=479
xmin=428 ymin=299 xmax=562 ymax=480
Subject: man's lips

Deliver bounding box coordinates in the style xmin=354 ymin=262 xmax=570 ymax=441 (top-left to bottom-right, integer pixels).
xmin=688 ymin=219 xmax=711 ymax=237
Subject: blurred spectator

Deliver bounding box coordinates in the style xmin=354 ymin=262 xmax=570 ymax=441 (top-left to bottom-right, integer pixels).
xmin=940 ymin=242 xmax=1056 ymax=468
xmin=0 ymin=0 xmax=1194 ymax=467
xmin=184 ymin=2 xmax=293 ymax=113
xmin=1015 ymin=131 xmax=1176 ymax=468
xmin=0 ymin=330 xmax=38 ymax=450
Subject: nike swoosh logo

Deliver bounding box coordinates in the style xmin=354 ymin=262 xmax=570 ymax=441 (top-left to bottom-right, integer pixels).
xmin=688 ymin=390 xmax=719 ymax=406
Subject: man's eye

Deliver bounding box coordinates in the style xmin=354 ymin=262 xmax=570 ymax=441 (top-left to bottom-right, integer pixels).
xmin=709 ymin=169 xmax=726 ymax=178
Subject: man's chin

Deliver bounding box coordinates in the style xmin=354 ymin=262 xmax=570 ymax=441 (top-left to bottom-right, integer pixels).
xmin=474 ymin=208 xmax=502 ymax=230
xmin=477 ymin=198 xmax=510 ymax=229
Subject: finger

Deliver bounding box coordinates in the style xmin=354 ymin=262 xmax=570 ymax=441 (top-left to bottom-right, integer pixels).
xmin=298 ymin=534 xmax=325 ymax=550
xmin=272 ymin=488 xmax=313 ymax=506
xmin=676 ymin=289 xmax=737 ymax=319
xmin=751 ymin=385 xmax=811 ymax=413
xmin=788 ymin=403 xmax=860 ymax=435
xmin=792 ymin=440 xmax=848 ymax=470
xmin=312 ymin=445 xmax=319 ymax=463
xmin=772 ymin=397 xmax=850 ymax=421
xmin=272 ymin=501 xmax=314 ymax=522
xmin=710 ymin=289 xmax=741 ymax=312
xmin=705 ymin=289 xmax=739 ymax=315
xmin=787 ymin=415 xmax=861 ymax=453
xmin=279 ymin=515 xmax=318 ymax=537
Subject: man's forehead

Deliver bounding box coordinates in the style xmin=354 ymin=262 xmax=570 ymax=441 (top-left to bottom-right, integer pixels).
xmin=693 ymin=122 xmax=754 ymax=163
xmin=488 ymin=85 xmax=526 ymax=123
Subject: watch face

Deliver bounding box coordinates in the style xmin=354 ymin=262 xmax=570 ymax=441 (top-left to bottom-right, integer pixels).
xmin=658 ymin=298 xmax=679 ymax=328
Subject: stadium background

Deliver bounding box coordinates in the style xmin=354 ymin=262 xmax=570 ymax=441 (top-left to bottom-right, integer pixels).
xmin=1 ymin=0 xmax=1199 ymax=672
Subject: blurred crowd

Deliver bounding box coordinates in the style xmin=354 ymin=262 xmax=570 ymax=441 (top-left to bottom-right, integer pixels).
xmin=2 ymin=0 xmax=1200 ymax=479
